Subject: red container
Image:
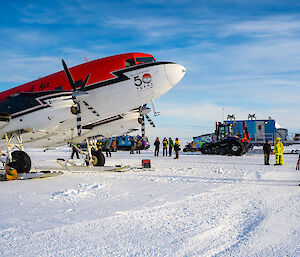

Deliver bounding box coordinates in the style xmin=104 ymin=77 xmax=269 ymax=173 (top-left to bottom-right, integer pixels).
xmin=142 ymin=159 xmax=151 ymax=168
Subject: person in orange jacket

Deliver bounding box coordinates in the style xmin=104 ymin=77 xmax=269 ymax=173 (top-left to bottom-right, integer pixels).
xmin=112 ymin=140 xmax=117 ymax=152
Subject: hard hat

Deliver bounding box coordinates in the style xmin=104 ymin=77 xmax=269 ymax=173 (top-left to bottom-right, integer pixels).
xmin=276 ymin=137 xmax=281 ymax=141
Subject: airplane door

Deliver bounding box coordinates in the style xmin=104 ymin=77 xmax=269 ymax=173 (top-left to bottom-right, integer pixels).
xmin=255 ymin=121 xmax=265 ymax=143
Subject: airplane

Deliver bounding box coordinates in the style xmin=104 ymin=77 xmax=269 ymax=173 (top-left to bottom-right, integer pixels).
xmin=0 ymin=52 xmax=185 ymax=173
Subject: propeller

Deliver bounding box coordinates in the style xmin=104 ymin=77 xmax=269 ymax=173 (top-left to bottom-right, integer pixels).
xmin=62 ymin=59 xmax=90 ymax=136
xmin=139 ymin=105 xmax=155 ymax=138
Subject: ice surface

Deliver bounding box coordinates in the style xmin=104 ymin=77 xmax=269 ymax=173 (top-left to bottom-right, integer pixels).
xmin=0 ymin=147 xmax=299 ymax=256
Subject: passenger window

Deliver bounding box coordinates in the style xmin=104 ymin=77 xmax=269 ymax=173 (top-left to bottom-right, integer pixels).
xmin=125 ymin=58 xmax=136 ymax=67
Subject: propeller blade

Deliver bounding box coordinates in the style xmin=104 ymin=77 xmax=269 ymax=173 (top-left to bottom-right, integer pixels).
xmin=145 ymin=115 xmax=155 ymax=127
xmin=76 ymin=104 xmax=82 ymax=136
xmin=62 ymin=59 xmax=76 ymax=92
xmin=81 ymin=73 xmax=91 ymax=91
xmin=141 ymin=116 xmax=145 ymax=138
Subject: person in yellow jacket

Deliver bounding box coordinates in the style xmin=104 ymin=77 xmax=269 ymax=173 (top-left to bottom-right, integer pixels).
xmin=273 ymin=138 xmax=284 ymax=165
xmin=162 ymin=138 xmax=168 ymax=156
xmin=96 ymin=139 xmax=103 ymax=151
xmin=174 ymin=138 xmax=181 ymax=159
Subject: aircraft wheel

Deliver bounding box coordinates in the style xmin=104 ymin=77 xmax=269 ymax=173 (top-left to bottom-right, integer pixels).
xmin=86 ymin=150 xmax=105 ymax=166
xmin=11 ymin=150 xmax=31 ymax=173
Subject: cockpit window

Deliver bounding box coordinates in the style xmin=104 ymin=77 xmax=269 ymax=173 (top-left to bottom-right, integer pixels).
xmin=125 ymin=58 xmax=136 ymax=67
xmin=135 ymin=57 xmax=155 ymax=64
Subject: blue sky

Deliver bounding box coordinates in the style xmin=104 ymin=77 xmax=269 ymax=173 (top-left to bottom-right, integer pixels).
xmin=1 ymin=0 xmax=300 ymax=142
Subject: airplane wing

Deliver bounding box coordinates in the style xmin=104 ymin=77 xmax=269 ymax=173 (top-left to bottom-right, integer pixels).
xmin=0 ymin=90 xmax=74 ymax=143
xmin=0 ymin=103 xmax=141 ymax=150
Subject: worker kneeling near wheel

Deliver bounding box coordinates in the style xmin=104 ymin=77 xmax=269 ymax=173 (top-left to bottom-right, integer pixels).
xmin=0 ymin=161 xmax=19 ymax=181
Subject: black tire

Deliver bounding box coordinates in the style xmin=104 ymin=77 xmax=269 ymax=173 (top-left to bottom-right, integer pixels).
xmin=200 ymin=144 xmax=211 ymax=154
xmin=11 ymin=151 xmax=31 ymax=173
xmin=85 ymin=150 xmax=105 ymax=166
xmin=6 ymin=161 xmax=21 ymax=173
xmin=228 ymin=141 xmax=244 ymax=156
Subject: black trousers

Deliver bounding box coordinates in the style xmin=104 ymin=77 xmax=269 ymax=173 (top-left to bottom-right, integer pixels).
xmin=264 ymin=153 xmax=270 ymax=165
xmin=175 ymin=150 xmax=179 ymax=159
xmin=71 ymin=149 xmax=79 ymax=159
xmin=154 ymin=148 xmax=159 ymax=156
xmin=106 ymin=149 xmax=111 ymax=157
xmin=163 ymin=148 xmax=167 ymax=156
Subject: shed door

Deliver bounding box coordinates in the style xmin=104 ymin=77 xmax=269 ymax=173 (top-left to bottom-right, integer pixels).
xmin=255 ymin=121 xmax=265 ymax=142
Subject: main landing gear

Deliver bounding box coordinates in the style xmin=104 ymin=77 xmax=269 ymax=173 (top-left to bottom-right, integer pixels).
xmin=70 ymin=138 xmax=105 ymax=167
xmin=1 ymin=132 xmax=32 ymax=173
xmin=1 ymin=132 xmax=106 ymax=174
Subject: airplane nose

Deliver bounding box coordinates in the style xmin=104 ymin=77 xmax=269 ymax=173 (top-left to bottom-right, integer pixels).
xmin=164 ymin=63 xmax=186 ymax=86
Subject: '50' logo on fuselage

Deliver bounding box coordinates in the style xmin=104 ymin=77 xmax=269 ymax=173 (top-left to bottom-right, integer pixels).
xmin=134 ymin=73 xmax=153 ymax=90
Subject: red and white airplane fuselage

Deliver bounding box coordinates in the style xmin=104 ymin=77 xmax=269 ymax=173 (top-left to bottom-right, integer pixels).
xmin=0 ymin=53 xmax=185 ymax=149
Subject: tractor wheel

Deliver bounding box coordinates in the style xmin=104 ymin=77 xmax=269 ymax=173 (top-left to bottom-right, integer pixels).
xmin=11 ymin=150 xmax=31 ymax=173
xmin=85 ymin=150 xmax=105 ymax=166
xmin=228 ymin=141 xmax=243 ymax=156
xmin=200 ymin=145 xmax=211 ymax=154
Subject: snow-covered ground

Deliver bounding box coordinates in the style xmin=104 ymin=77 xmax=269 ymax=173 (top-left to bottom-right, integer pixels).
xmin=0 ymin=148 xmax=299 ymax=256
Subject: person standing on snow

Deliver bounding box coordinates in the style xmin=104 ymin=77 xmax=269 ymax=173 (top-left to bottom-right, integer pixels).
xmin=174 ymin=138 xmax=181 ymax=159
xmin=162 ymin=138 xmax=168 ymax=156
xmin=296 ymin=153 xmax=300 ymax=170
xmin=71 ymin=144 xmax=80 ymax=159
xmin=130 ymin=137 xmax=136 ymax=154
xmin=154 ymin=137 xmax=160 ymax=156
xmin=168 ymin=137 xmax=174 ymax=157
xmin=263 ymin=140 xmax=272 ymax=165
xmin=104 ymin=138 xmax=112 ymax=157
xmin=273 ymin=138 xmax=284 ymax=165
xmin=112 ymin=139 xmax=117 ymax=152
xmin=96 ymin=139 xmax=103 ymax=151
xmin=136 ymin=138 xmax=142 ymax=154
xmin=142 ymin=138 xmax=147 ymax=149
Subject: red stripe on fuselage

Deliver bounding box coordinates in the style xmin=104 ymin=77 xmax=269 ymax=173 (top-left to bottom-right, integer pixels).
xmin=0 ymin=53 xmax=154 ymax=102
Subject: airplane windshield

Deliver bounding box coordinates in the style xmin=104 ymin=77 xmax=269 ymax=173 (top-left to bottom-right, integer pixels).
xmin=125 ymin=56 xmax=156 ymax=68
xmin=125 ymin=58 xmax=136 ymax=67
xmin=135 ymin=57 xmax=155 ymax=64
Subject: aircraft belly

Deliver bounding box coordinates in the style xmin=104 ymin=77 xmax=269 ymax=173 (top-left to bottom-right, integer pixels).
xmin=17 ymin=111 xmax=140 ymax=148
xmin=78 ymin=113 xmax=140 ymax=140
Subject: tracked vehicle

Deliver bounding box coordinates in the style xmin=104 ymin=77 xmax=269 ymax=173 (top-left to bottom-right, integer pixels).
xmin=184 ymin=122 xmax=251 ymax=156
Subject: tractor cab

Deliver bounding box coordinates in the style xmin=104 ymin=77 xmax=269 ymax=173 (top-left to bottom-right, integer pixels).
xmin=215 ymin=122 xmax=234 ymax=140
